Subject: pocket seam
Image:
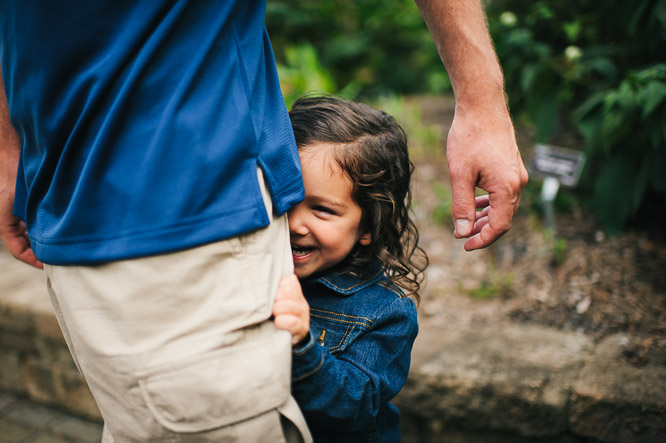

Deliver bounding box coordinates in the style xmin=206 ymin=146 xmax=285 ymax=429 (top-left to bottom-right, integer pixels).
xmin=138 ymin=332 xmax=290 ymax=433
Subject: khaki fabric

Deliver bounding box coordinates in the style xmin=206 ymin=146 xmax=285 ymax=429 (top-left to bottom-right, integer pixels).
xmin=44 ymin=169 xmax=311 ymax=442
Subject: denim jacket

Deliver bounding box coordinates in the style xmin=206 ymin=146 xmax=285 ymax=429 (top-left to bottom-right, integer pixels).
xmin=291 ymin=264 xmax=418 ymax=442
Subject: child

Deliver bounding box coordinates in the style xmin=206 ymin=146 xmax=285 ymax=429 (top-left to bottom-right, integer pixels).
xmin=273 ymin=95 xmax=428 ymax=442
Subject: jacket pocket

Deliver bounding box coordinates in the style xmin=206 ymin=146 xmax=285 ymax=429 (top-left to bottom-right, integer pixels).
xmin=310 ymin=309 xmax=371 ymax=354
xmin=137 ymin=330 xmax=291 ymax=433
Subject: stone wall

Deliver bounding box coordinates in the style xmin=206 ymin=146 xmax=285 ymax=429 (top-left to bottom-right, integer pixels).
xmin=394 ymin=323 xmax=666 ymax=442
xmin=0 ymin=259 xmax=101 ymax=420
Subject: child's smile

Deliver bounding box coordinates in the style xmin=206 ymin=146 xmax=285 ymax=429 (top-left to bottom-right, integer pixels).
xmin=291 ymin=245 xmax=315 ymax=258
xmin=288 ymin=144 xmax=371 ymax=279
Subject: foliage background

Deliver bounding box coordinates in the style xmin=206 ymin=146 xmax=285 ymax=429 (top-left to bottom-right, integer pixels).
xmin=266 ymin=0 xmax=447 ymax=102
xmin=486 ymin=0 xmax=666 ymax=234
xmin=266 ymin=0 xmax=666 ymax=234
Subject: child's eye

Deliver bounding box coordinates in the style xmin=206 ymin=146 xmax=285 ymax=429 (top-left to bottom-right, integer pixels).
xmin=313 ymin=206 xmax=335 ymax=215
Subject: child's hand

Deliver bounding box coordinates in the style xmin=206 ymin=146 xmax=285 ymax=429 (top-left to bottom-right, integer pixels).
xmin=273 ymin=274 xmax=310 ymax=346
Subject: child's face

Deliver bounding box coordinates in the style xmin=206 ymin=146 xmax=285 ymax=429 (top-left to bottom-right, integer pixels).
xmin=288 ymin=145 xmax=371 ymax=279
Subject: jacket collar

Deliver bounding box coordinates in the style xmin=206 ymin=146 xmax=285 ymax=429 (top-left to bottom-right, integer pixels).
xmin=307 ymin=262 xmax=385 ymax=296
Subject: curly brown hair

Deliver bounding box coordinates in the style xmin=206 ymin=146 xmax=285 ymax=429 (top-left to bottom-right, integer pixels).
xmin=289 ymin=95 xmax=428 ymax=301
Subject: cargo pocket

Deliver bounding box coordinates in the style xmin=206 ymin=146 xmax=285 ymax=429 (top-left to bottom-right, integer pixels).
xmin=138 ymin=331 xmax=291 ymax=434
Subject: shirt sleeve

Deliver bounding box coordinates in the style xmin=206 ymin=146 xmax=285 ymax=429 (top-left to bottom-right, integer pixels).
xmin=290 ymin=296 xmax=418 ymax=431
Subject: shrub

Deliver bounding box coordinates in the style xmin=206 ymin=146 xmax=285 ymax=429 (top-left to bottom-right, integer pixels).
xmin=575 ymin=65 xmax=666 ymax=233
xmin=266 ymin=0 xmax=448 ymax=98
xmin=487 ymin=0 xmax=666 ymax=232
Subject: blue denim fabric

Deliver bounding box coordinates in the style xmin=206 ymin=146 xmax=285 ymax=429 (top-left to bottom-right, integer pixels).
xmin=291 ymin=265 xmax=418 ymax=442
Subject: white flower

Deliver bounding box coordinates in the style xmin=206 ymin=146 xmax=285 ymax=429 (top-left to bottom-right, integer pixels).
xmin=499 ymin=12 xmax=517 ymax=27
xmin=565 ymin=45 xmax=583 ymax=61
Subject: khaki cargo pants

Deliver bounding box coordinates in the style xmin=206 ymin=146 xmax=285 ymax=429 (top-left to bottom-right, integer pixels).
xmin=43 ymin=170 xmax=311 ymax=442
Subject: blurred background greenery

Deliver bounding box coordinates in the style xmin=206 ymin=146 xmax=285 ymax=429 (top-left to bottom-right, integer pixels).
xmin=266 ymin=0 xmax=449 ymax=102
xmin=266 ymin=0 xmax=666 ymax=235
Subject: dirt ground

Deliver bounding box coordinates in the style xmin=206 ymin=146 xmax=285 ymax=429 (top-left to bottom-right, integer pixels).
xmin=406 ymin=96 xmax=666 ymax=367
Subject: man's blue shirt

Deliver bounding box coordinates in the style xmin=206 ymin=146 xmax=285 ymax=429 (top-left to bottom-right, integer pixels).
xmin=0 ymin=0 xmax=303 ymax=264
xmin=292 ymin=265 xmax=419 ymax=442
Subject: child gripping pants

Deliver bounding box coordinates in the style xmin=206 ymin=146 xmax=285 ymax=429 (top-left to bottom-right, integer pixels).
xmin=43 ymin=169 xmax=311 ymax=442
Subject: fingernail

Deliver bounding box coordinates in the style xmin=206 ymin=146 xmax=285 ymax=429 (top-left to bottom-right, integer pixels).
xmin=455 ymin=219 xmax=472 ymax=236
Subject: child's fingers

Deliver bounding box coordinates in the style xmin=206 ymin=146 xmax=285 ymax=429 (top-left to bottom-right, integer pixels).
xmin=272 ymin=297 xmax=307 ymax=317
xmin=274 ymin=313 xmax=299 ymax=331
xmin=274 ymin=313 xmax=308 ymax=345
xmin=274 ymin=274 xmax=309 ymax=345
xmin=276 ymin=273 xmax=305 ymax=302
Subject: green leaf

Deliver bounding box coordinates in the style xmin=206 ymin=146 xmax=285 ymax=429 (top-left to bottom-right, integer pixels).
xmin=628 ymin=0 xmax=652 ymax=38
xmin=533 ymin=93 xmax=559 ymax=142
xmin=584 ymin=56 xmax=618 ymax=81
xmin=574 ymin=93 xmax=605 ymax=121
xmin=574 ymin=93 xmax=605 ymax=153
xmin=520 ymin=63 xmax=539 ymax=93
xmin=613 ymin=81 xmax=637 ymax=109
xmin=577 ymin=112 xmax=603 ymax=153
xmin=600 ymin=109 xmax=633 ymax=150
xmin=639 ymin=81 xmax=666 ymax=117
xmin=563 ymin=20 xmax=582 ymax=42
xmin=592 ymin=152 xmax=638 ymax=234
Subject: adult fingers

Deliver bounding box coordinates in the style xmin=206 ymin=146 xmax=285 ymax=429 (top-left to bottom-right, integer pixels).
xmin=475 ymin=194 xmax=490 ymax=209
xmin=471 ymin=214 xmax=489 ymax=235
xmin=464 ymin=220 xmax=505 ymax=251
xmin=464 ymin=164 xmax=527 ymax=251
xmin=449 ymin=169 xmax=478 ymax=238
xmin=463 ymin=192 xmax=513 ymax=250
xmin=14 ymin=245 xmax=43 ymax=268
xmin=475 ymin=195 xmax=490 ymax=221
xmin=1 ymin=222 xmax=43 ymax=268
xmin=475 ymin=207 xmax=490 ymax=221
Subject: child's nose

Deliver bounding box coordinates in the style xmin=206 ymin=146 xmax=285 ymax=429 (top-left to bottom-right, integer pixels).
xmin=287 ymin=207 xmax=309 ymax=236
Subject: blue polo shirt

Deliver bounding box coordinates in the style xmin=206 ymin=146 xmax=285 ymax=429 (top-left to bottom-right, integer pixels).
xmin=0 ymin=0 xmax=303 ymax=265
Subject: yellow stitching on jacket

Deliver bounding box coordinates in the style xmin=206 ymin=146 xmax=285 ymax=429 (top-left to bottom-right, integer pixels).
xmin=310 ymin=307 xmax=373 ymax=324
xmin=320 ymin=269 xmax=383 ymax=292
xmin=311 ymin=313 xmax=372 ymax=327
xmin=329 ymin=326 xmax=352 ymax=352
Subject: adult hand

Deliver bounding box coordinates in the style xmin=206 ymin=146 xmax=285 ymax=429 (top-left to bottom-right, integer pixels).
xmin=414 ymin=0 xmax=529 ymax=251
xmin=0 ymin=152 xmax=42 ymax=268
xmin=447 ymin=103 xmax=528 ymax=251
xmin=273 ymin=274 xmax=310 ymax=346
xmin=0 ymin=215 xmax=42 ymax=268
xmin=0 ymin=188 xmax=42 ymax=268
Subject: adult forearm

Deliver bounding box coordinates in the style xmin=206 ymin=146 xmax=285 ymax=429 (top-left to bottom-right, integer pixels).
xmin=415 ymin=0 xmax=528 ymax=250
xmin=1 ymin=68 xmax=41 ymax=267
xmin=414 ymin=0 xmax=506 ymax=109
xmin=0 ymin=69 xmax=20 ymax=211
